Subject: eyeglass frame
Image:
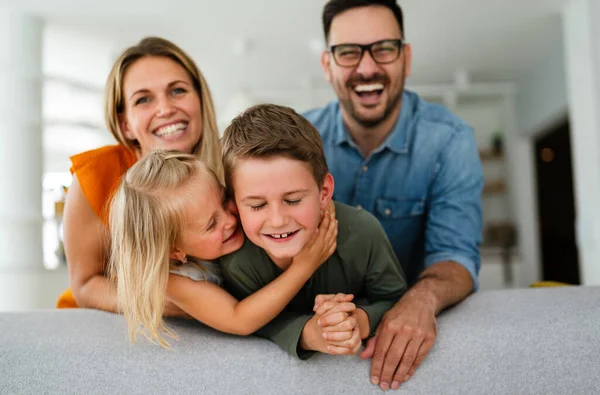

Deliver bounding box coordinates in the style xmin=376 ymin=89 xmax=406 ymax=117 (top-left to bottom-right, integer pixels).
xmin=328 ymin=39 xmax=405 ymax=68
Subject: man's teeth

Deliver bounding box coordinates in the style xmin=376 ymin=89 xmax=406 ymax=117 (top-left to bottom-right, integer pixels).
xmin=155 ymin=122 xmax=186 ymax=136
xmin=354 ymin=83 xmax=384 ymax=93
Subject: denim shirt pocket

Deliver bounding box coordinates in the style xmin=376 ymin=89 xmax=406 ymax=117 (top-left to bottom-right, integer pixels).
xmin=374 ymin=198 xmax=426 ymax=250
xmin=375 ymin=198 xmax=425 ymax=219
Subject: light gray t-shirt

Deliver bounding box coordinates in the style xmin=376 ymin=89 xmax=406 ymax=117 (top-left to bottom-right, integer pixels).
xmin=169 ymin=258 xmax=223 ymax=286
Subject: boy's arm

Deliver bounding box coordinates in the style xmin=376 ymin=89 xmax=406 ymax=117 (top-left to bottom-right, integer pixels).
xmin=221 ymin=262 xmax=315 ymax=359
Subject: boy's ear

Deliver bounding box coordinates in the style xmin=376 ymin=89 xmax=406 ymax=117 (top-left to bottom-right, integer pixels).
xmin=319 ymin=173 xmax=335 ymax=210
xmin=118 ymin=114 xmax=134 ymax=140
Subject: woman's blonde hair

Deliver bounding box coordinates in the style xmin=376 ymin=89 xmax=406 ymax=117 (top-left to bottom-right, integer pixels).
xmin=105 ymin=36 xmax=223 ymax=181
xmin=109 ymin=149 xmax=217 ymax=347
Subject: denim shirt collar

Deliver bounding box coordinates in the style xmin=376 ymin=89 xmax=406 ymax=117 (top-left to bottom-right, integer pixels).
xmin=333 ymin=90 xmax=416 ymax=155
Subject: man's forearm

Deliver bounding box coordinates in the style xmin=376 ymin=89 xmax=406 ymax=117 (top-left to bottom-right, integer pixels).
xmin=407 ymin=260 xmax=474 ymax=315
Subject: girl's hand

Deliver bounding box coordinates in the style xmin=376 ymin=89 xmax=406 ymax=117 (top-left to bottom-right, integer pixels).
xmin=292 ymin=208 xmax=338 ymax=269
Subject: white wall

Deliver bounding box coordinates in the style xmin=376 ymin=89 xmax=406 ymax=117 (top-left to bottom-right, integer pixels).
xmin=516 ymin=17 xmax=568 ymax=136
xmin=563 ymin=0 xmax=600 ymax=285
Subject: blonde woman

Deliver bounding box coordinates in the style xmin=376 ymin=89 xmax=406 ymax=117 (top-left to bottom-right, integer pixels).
xmin=57 ymin=37 xmax=223 ymax=313
xmin=110 ymin=150 xmax=337 ymax=346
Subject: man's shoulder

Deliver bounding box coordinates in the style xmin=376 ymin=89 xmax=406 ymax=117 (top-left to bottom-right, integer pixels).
xmin=302 ymin=101 xmax=340 ymax=135
xmin=407 ymin=91 xmax=472 ymax=136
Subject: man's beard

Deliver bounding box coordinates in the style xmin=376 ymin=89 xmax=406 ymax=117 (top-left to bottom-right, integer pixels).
xmin=339 ymin=71 xmax=405 ymax=129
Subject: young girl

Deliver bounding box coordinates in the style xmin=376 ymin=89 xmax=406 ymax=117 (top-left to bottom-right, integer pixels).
xmin=109 ymin=149 xmax=338 ymax=347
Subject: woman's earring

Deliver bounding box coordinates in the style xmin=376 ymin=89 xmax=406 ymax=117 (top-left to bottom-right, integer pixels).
xmin=180 ymin=255 xmax=188 ymax=264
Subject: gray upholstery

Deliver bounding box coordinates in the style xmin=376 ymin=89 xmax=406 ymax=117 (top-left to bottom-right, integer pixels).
xmin=2 ymin=286 xmax=599 ymax=394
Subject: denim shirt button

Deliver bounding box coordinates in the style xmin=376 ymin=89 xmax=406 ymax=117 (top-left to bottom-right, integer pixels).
xmin=384 ymin=208 xmax=392 ymax=216
xmin=362 ymin=165 xmax=368 ymax=172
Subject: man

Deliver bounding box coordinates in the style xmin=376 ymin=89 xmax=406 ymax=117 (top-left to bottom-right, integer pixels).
xmin=303 ymin=0 xmax=484 ymax=390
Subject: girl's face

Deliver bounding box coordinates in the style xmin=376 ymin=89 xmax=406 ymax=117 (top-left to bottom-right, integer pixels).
xmin=119 ymin=56 xmax=203 ymax=156
xmin=171 ymin=171 xmax=244 ymax=261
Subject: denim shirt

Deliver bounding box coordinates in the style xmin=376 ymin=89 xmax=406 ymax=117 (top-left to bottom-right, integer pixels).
xmin=303 ymin=90 xmax=483 ymax=288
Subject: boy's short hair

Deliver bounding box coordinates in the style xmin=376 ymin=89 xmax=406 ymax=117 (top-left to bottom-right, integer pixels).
xmin=222 ymin=104 xmax=329 ymax=191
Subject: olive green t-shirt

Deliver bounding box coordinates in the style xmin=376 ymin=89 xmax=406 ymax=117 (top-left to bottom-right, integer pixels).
xmin=221 ymin=201 xmax=407 ymax=359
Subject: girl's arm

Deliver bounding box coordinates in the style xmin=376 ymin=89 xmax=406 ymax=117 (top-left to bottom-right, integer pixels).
xmin=166 ymin=210 xmax=337 ymax=335
xmin=64 ymin=175 xmax=188 ymax=317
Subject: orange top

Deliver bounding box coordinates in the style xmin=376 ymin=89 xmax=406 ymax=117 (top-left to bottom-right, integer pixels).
xmin=56 ymin=145 xmax=138 ymax=308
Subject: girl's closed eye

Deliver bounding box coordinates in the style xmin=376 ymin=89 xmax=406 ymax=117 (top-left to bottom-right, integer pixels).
xmin=206 ymin=218 xmax=217 ymax=232
xmin=285 ymin=199 xmax=301 ymax=206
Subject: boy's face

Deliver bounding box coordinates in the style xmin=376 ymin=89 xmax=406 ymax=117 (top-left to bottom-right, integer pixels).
xmin=231 ymin=156 xmax=334 ymax=267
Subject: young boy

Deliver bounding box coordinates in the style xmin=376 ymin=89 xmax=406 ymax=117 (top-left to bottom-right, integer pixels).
xmin=220 ymin=104 xmax=406 ymax=359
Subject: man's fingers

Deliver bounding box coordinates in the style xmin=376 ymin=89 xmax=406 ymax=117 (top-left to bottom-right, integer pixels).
xmin=377 ymin=334 xmax=409 ymax=390
xmin=405 ymin=334 xmax=435 ymax=382
xmin=360 ymin=334 xmax=377 ymax=359
xmin=390 ymin=337 xmax=423 ymax=390
xmin=369 ymin=329 xmax=395 ymax=386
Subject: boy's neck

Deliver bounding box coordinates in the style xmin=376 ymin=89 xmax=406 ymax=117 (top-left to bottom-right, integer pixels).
xmin=267 ymin=252 xmax=293 ymax=271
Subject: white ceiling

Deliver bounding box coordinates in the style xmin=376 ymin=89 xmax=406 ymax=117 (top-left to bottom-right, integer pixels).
xmin=3 ymin=0 xmax=568 ymax=106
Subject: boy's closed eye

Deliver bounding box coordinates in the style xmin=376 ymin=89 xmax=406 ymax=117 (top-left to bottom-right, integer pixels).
xmin=249 ymin=199 xmax=302 ymax=211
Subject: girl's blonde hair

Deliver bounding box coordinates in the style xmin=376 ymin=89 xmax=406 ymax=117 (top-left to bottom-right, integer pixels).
xmin=105 ymin=36 xmax=224 ymax=182
xmin=109 ymin=149 xmax=217 ymax=347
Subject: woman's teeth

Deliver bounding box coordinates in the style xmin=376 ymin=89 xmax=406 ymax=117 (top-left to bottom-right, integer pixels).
xmin=155 ymin=122 xmax=186 ymax=137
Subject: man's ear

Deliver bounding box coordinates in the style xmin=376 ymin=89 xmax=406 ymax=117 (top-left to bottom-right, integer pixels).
xmin=403 ymin=43 xmax=412 ymax=78
xmin=319 ymin=173 xmax=335 ymax=210
xmin=321 ymin=51 xmax=332 ymax=84
xmin=118 ymin=114 xmax=134 ymax=140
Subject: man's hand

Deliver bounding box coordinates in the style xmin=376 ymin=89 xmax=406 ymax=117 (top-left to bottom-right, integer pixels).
xmin=360 ymin=293 xmax=437 ymax=390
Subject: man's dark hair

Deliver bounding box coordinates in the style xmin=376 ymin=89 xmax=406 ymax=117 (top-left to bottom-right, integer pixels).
xmin=322 ymin=0 xmax=404 ymax=42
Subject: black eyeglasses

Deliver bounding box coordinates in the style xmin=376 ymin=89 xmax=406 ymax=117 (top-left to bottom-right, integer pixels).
xmin=329 ymin=39 xmax=404 ymax=68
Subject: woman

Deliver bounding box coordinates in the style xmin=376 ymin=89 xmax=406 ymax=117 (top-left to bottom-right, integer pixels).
xmin=57 ymin=37 xmax=223 ymax=313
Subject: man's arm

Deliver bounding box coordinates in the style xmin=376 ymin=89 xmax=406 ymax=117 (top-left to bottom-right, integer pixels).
xmin=413 ymin=260 xmax=474 ymax=315
xmin=362 ymin=125 xmax=483 ymax=390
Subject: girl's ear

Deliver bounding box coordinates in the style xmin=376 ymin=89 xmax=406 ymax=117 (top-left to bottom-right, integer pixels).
xmin=169 ymin=247 xmax=186 ymax=262
xmin=319 ymin=173 xmax=335 ymax=210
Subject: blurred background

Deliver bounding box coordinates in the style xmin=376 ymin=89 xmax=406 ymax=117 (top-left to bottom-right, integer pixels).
xmin=1 ymin=0 xmax=599 ymax=311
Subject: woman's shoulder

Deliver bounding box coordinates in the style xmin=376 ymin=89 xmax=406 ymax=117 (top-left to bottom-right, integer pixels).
xmin=70 ymin=144 xmax=136 ymax=173
xmin=69 ymin=144 xmax=138 ymax=223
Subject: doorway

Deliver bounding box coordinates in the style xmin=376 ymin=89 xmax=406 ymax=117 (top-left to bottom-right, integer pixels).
xmin=534 ymin=119 xmax=580 ymax=284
